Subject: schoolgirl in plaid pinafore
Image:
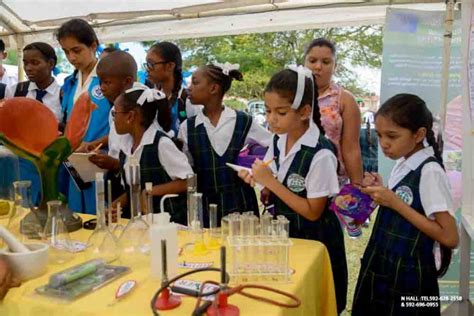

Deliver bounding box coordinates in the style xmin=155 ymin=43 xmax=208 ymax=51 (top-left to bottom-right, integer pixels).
xmin=352 ymin=157 xmax=441 ymax=316
xmin=119 ymin=130 xmax=187 ymax=224
xmin=187 ymin=110 xmax=259 ymax=225
xmin=271 ymin=134 xmax=348 ymax=314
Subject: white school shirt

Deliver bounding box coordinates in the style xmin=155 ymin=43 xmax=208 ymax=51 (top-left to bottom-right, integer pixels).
xmin=388 ymin=146 xmax=454 ymax=219
xmin=73 ymin=62 xmax=97 ymax=102
xmin=263 ymin=123 xmax=340 ymax=199
xmin=0 ymin=67 xmax=17 ymax=87
xmin=5 ymin=79 xmax=62 ymax=122
xmin=178 ymin=106 xmax=272 ymax=164
xmin=120 ymin=124 xmax=193 ymax=185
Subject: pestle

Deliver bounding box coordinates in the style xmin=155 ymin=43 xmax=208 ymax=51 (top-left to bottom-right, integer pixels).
xmin=0 ymin=225 xmax=30 ymax=253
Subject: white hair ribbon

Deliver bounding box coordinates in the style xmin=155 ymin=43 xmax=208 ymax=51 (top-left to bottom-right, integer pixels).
xmin=125 ymin=83 xmax=166 ymax=106
xmin=287 ymin=65 xmax=313 ymax=109
xmin=214 ymin=62 xmax=240 ymax=76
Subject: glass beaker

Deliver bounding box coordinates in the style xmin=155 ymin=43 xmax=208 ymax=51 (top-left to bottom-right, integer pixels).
xmin=86 ymin=173 xmax=120 ymax=263
xmin=43 ymin=200 xmax=73 ymax=264
xmin=119 ymin=162 xmax=150 ymax=264
xmin=8 ymin=180 xmax=43 ymax=242
xmin=0 ymin=146 xmax=19 ymax=220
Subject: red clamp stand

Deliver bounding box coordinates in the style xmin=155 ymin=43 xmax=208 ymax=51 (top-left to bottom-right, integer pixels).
xmin=155 ymin=287 xmax=181 ymax=310
xmin=206 ymin=291 xmax=239 ymax=316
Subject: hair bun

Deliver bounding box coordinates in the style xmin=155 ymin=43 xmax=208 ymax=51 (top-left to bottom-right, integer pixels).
xmin=229 ymin=69 xmax=243 ymax=81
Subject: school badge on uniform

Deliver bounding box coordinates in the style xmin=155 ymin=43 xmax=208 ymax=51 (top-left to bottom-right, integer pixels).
xmin=395 ymin=185 xmax=414 ymax=205
xmin=287 ymin=173 xmax=305 ymax=193
xmin=91 ymin=85 xmax=104 ymax=100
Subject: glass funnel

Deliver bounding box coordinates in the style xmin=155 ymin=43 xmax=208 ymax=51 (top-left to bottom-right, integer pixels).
xmin=43 ymin=200 xmax=73 ymax=264
xmin=86 ymin=173 xmax=120 ymax=263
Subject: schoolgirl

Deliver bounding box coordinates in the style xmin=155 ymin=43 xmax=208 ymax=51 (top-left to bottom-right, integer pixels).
xmin=239 ymin=66 xmax=348 ymax=314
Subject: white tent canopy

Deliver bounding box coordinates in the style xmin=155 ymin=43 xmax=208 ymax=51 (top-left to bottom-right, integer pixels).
xmin=1 ymin=0 xmax=445 ymax=47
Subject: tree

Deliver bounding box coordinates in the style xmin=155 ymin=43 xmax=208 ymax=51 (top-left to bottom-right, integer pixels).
xmin=142 ymin=25 xmax=383 ymax=99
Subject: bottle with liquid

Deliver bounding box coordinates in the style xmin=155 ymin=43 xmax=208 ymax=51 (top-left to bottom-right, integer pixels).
xmin=86 ymin=172 xmax=120 ymax=263
xmin=0 ymin=146 xmax=19 ymax=220
xmin=150 ymin=194 xmax=178 ymax=280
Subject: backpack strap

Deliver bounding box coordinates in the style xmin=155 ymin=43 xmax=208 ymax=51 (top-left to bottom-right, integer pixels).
xmin=14 ymin=81 xmax=30 ymax=97
xmin=0 ymin=83 xmax=5 ymax=99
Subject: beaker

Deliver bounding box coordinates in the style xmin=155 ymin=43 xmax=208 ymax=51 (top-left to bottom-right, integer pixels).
xmin=43 ymin=200 xmax=73 ymax=264
xmin=0 ymin=146 xmax=19 ymax=220
xmin=8 ymin=180 xmax=43 ymax=242
xmin=86 ymin=173 xmax=120 ymax=263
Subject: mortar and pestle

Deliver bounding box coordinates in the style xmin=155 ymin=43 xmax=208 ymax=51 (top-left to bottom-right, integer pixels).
xmin=0 ymin=225 xmax=49 ymax=281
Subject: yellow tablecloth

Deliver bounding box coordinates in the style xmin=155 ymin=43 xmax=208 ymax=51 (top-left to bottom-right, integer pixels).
xmin=0 ymin=215 xmax=337 ymax=316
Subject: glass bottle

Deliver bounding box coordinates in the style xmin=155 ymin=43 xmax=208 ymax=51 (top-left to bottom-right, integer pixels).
xmin=119 ymin=160 xmax=150 ymax=265
xmin=0 ymin=146 xmax=19 ymax=220
xmin=7 ymin=180 xmax=43 ymax=242
xmin=86 ymin=173 xmax=120 ymax=263
xmin=43 ymin=200 xmax=73 ymax=264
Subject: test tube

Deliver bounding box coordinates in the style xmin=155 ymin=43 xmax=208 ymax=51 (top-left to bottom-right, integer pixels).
xmin=260 ymin=213 xmax=272 ymax=236
xmin=186 ymin=174 xmax=197 ymax=227
xmin=107 ymin=179 xmax=112 ymax=227
xmin=277 ymin=215 xmax=290 ymax=239
xmin=229 ymin=214 xmax=240 ymax=239
xmin=208 ymin=204 xmax=221 ymax=250
xmin=221 ymin=215 xmax=230 ymax=241
xmin=271 ymin=219 xmax=280 ymax=237
xmin=128 ymin=160 xmax=141 ymax=218
xmin=248 ymin=215 xmax=258 ymax=238
xmin=145 ymin=182 xmax=154 ymax=224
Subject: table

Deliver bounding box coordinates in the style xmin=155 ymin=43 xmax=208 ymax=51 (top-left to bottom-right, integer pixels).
xmin=0 ymin=215 xmax=337 ymax=316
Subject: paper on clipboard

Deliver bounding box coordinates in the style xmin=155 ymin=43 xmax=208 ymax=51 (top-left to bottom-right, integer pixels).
xmin=68 ymin=153 xmax=106 ymax=183
xmin=226 ymin=163 xmax=252 ymax=175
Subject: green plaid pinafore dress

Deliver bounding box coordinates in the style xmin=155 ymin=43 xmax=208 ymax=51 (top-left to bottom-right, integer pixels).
xmin=352 ymin=157 xmax=441 ymax=316
xmin=271 ymin=134 xmax=348 ymax=314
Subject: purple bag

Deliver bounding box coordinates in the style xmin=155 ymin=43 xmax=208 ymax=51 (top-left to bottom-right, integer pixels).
xmin=330 ymin=184 xmax=377 ymax=224
xmin=236 ymin=143 xmax=267 ymax=168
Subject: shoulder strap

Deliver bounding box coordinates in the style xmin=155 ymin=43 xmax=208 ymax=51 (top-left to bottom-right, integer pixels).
xmin=14 ymin=81 xmax=30 ymax=97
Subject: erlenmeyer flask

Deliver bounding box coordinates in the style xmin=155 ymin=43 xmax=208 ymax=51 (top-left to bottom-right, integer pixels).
xmin=86 ymin=173 xmax=120 ymax=263
xmin=7 ymin=180 xmax=43 ymax=242
xmin=119 ymin=160 xmax=149 ymax=265
xmin=0 ymin=146 xmax=19 ymax=220
xmin=43 ymin=200 xmax=72 ymax=264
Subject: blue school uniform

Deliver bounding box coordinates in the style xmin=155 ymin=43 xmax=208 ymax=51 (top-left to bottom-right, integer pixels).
xmin=60 ymin=71 xmax=111 ymax=214
xmin=352 ymin=157 xmax=441 ymax=316
xmin=269 ymin=133 xmax=348 ymax=314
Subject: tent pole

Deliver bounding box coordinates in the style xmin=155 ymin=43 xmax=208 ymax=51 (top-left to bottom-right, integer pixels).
xmin=438 ymin=0 xmax=456 ymax=144
xmin=15 ymin=34 xmax=24 ymax=81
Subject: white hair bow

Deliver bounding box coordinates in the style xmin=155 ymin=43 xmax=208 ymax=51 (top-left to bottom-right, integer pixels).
xmin=125 ymin=83 xmax=166 ymax=106
xmin=214 ymin=62 xmax=240 ymax=76
xmin=287 ymin=65 xmax=314 ymax=109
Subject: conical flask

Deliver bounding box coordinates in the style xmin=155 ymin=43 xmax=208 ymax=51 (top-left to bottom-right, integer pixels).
xmin=119 ymin=159 xmax=149 ymax=265
xmin=86 ymin=172 xmax=120 ymax=263
xmin=7 ymin=180 xmax=43 ymax=242
xmin=43 ymin=200 xmax=73 ymax=264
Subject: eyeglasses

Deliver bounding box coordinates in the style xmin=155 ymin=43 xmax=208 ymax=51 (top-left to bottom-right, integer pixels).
xmin=143 ymin=60 xmax=167 ymax=70
xmin=111 ymin=109 xmax=130 ymax=117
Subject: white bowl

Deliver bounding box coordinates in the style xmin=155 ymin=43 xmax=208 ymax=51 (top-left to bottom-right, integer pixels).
xmin=0 ymin=243 xmax=49 ymax=281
